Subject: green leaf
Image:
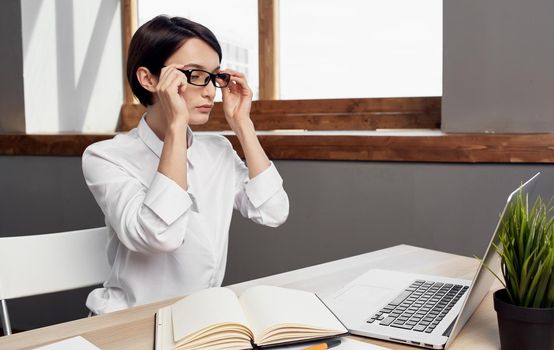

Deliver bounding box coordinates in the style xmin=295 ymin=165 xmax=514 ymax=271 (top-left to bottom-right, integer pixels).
xmin=486 ymin=185 xmax=554 ymax=308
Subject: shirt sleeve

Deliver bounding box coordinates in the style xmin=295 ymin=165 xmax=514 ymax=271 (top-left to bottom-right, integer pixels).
xmin=233 ymin=152 xmax=289 ymax=227
xmin=82 ymin=147 xmax=196 ymax=254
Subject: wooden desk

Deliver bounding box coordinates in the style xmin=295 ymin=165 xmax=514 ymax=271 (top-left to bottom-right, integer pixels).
xmin=0 ymin=245 xmax=501 ymax=350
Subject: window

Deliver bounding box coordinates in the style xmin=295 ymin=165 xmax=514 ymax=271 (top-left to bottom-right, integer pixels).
xmin=121 ymin=0 xmax=442 ymax=134
xmin=20 ymin=0 xmax=123 ymax=133
xmin=279 ymin=0 xmax=442 ymax=99
xmin=3 ymin=0 xmax=546 ymax=163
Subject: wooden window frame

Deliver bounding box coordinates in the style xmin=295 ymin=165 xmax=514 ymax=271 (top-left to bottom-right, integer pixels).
xmin=258 ymin=0 xmax=279 ymax=100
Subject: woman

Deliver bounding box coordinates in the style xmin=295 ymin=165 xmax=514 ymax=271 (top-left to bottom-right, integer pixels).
xmin=83 ymin=15 xmax=289 ymax=314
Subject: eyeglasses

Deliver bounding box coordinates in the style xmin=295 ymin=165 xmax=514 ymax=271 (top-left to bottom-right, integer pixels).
xmin=175 ymin=68 xmax=231 ymax=88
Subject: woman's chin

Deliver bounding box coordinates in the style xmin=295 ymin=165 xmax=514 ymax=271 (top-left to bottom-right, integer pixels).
xmin=188 ymin=113 xmax=210 ymax=125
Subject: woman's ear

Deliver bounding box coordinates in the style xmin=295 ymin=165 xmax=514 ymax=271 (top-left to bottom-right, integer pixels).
xmin=136 ymin=67 xmax=158 ymax=92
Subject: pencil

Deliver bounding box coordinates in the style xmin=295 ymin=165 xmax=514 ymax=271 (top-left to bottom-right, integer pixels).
xmin=301 ymin=339 xmax=342 ymax=350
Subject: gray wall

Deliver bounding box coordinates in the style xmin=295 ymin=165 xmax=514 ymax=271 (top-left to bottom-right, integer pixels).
xmin=442 ymin=0 xmax=554 ymax=132
xmin=0 ymin=0 xmax=25 ymax=132
xmin=1 ymin=156 xmax=553 ymax=330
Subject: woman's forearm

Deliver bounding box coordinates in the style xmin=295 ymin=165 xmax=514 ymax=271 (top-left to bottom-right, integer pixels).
xmin=234 ymin=119 xmax=270 ymax=179
xmin=158 ymin=124 xmax=188 ymax=190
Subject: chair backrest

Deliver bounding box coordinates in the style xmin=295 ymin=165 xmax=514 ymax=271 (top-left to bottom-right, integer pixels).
xmin=0 ymin=227 xmax=111 ymax=300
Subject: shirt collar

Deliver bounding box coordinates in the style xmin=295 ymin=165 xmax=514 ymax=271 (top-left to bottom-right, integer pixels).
xmin=138 ymin=114 xmax=196 ymax=167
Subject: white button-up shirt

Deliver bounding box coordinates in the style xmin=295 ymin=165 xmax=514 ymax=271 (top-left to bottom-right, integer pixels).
xmin=83 ymin=117 xmax=289 ymax=314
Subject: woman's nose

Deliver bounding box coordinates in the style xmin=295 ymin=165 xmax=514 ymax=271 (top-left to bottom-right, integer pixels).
xmin=201 ymin=82 xmax=216 ymax=99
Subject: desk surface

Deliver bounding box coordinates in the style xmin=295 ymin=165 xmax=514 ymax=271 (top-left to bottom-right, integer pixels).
xmin=0 ymin=245 xmax=500 ymax=350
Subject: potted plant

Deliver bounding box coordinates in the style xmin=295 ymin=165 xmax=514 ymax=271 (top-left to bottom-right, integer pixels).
xmin=491 ymin=189 xmax=554 ymax=350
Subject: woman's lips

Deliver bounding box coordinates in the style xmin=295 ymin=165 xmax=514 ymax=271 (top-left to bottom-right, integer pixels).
xmin=196 ymin=105 xmax=213 ymax=113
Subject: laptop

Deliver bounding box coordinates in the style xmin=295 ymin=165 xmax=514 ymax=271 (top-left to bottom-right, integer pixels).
xmin=324 ymin=172 xmax=540 ymax=349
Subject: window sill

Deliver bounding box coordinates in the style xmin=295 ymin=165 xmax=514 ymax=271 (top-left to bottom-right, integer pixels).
xmin=1 ymin=132 xmax=554 ymax=163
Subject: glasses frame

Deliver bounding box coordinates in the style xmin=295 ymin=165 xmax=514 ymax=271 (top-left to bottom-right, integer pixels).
xmin=173 ymin=68 xmax=231 ymax=88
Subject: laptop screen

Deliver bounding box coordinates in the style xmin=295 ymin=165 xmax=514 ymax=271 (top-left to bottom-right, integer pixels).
xmin=445 ymin=172 xmax=540 ymax=347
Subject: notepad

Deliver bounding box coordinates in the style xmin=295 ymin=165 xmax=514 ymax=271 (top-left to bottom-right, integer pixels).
xmin=154 ymin=285 xmax=348 ymax=350
xmin=33 ymin=336 xmax=101 ymax=350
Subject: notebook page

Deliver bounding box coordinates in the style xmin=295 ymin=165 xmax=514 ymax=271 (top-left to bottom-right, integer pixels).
xmin=171 ymin=287 xmax=251 ymax=343
xmin=239 ymin=285 xmax=347 ymax=343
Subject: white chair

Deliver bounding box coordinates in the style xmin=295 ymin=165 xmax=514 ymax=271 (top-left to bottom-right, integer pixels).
xmin=0 ymin=227 xmax=111 ymax=336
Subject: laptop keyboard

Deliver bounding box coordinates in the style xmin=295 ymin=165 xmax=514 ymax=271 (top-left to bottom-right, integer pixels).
xmin=366 ymin=280 xmax=469 ymax=333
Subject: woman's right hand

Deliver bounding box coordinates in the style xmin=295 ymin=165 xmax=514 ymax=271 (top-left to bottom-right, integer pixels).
xmin=155 ymin=65 xmax=189 ymax=129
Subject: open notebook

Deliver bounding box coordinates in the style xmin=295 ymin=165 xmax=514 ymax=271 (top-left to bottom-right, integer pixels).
xmin=155 ymin=285 xmax=348 ymax=350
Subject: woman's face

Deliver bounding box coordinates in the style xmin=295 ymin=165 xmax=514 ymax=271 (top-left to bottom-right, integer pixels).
xmin=163 ymin=38 xmax=221 ymax=125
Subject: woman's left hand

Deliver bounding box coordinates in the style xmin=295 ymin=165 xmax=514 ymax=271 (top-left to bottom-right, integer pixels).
xmin=221 ymin=69 xmax=253 ymax=131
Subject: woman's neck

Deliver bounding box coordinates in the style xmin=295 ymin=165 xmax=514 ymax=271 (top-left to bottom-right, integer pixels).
xmin=145 ymin=104 xmax=167 ymax=141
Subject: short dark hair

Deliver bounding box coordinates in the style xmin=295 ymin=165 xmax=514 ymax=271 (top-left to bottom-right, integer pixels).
xmin=127 ymin=15 xmax=222 ymax=106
